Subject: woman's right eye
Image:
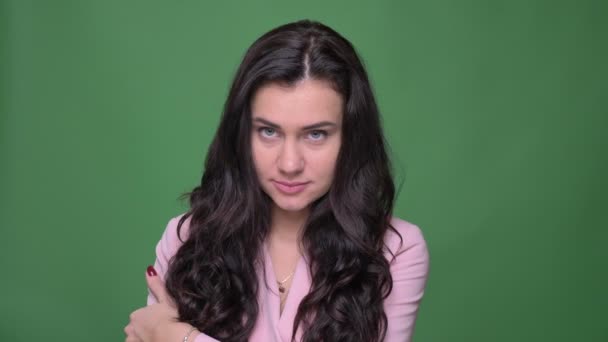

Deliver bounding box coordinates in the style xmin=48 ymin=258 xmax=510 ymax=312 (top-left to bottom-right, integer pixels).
xmin=259 ymin=127 xmax=277 ymax=138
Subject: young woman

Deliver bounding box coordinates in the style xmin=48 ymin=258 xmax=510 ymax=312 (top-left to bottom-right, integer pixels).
xmin=125 ymin=19 xmax=429 ymax=342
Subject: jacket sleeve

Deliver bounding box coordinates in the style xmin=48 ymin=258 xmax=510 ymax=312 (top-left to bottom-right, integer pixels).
xmin=383 ymin=221 xmax=430 ymax=342
xmin=147 ymin=215 xmax=220 ymax=342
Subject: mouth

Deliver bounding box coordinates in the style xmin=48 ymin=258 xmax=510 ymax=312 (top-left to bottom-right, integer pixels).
xmin=272 ymin=180 xmax=310 ymax=195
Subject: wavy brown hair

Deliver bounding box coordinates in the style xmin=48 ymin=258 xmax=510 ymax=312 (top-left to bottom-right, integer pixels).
xmin=164 ymin=19 xmax=401 ymax=342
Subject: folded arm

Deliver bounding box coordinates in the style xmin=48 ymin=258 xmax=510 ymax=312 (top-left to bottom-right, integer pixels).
xmin=383 ymin=221 xmax=430 ymax=342
xmin=147 ymin=216 xmax=219 ymax=342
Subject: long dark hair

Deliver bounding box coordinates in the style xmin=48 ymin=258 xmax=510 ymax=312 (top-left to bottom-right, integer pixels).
xmin=165 ymin=19 xmax=400 ymax=342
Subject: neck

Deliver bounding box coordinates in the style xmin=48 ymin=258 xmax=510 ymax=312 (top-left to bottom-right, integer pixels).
xmin=269 ymin=204 xmax=310 ymax=243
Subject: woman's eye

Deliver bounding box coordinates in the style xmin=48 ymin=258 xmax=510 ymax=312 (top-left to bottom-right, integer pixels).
xmin=259 ymin=127 xmax=277 ymax=138
xmin=308 ymin=130 xmax=327 ymax=141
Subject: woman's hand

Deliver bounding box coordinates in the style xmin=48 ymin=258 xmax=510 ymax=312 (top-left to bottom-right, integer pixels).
xmin=124 ymin=266 xmax=200 ymax=342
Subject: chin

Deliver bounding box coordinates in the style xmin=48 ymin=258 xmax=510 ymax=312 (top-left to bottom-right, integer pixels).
xmin=268 ymin=193 xmax=312 ymax=212
xmin=274 ymin=200 xmax=310 ymax=213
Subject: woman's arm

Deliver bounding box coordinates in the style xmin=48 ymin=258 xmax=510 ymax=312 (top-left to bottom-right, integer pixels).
xmin=147 ymin=215 xmax=219 ymax=342
xmin=383 ymin=220 xmax=430 ymax=342
xmin=146 ymin=216 xmax=184 ymax=306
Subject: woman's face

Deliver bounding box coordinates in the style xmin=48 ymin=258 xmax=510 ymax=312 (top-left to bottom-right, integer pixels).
xmin=251 ymin=78 xmax=343 ymax=216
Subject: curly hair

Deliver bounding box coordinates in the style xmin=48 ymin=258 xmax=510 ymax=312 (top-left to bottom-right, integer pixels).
xmin=164 ymin=19 xmax=401 ymax=342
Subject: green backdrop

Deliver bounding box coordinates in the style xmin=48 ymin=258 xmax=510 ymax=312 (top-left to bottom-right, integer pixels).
xmin=1 ymin=1 xmax=606 ymax=341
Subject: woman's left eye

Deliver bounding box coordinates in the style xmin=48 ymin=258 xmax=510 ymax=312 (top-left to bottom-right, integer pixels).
xmin=308 ymin=130 xmax=327 ymax=141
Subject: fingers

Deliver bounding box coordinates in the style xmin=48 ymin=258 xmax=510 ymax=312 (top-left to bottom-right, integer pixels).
xmin=124 ymin=320 xmax=143 ymax=342
xmin=146 ymin=265 xmax=175 ymax=307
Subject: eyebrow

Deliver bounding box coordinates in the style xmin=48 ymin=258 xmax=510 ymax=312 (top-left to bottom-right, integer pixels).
xmin=253 ymin=117 xmax=338 ymax=130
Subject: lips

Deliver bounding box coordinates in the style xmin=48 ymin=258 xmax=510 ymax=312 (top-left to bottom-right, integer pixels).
xmin=274 ymin=180 xmax=309 ymax=187
xmin=272 ymin=180 xmax=310 ymax=195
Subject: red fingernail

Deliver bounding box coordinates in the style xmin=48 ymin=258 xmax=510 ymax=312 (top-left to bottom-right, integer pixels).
xmin=147 ymin=265 xmax=157 ymax=276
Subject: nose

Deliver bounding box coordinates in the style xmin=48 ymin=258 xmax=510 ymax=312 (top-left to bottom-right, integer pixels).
xmin=277 ymin=138 xmax=304 ymax=176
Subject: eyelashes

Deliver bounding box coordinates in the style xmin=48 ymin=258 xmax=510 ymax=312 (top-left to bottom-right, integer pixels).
xmin=258 ymin=127 xmax=277 ymax=138
xmin=257 ymin=127 xmax=329 ymax=142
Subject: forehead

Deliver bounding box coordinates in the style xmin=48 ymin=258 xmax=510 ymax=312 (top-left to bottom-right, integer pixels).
xmin=250 ymin=78 xmax=343 ymax=128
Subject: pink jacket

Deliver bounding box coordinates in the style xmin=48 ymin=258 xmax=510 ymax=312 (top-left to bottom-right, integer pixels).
xmin=147 ymin=214 xmax=430 ymax=341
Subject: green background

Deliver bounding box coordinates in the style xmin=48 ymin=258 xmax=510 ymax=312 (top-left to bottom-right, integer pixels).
xmin=1 ymin=1 xmax=606 ymax=341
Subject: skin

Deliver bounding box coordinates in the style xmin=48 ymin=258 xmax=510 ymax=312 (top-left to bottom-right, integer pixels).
xmin=125 ymin=77 xmax=344 ymax=340
xmin=251 ymin=77 xmax=343 ymax=312
xmin=124 ymin=270 xmax=200 ymax=342
xmin=251 ymin=78 xmax=343 ymax=238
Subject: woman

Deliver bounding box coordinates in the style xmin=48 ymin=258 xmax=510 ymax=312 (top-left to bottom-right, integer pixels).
xmin=125 ymin=19 xmax=429 ymax=342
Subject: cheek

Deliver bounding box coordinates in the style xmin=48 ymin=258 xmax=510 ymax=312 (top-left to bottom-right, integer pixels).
xmin=312 ymin=144 xmax=341 ymax=178
xmin=251 ymin=142 xmax=262 ymax=173
xmin=251 ymin=143 xmax=273 ymax=174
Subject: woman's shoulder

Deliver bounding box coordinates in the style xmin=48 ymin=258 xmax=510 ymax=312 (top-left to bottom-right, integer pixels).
xmin=147 ymin=212 xmax=194 ymax=304
xmin=381 ymin=216 xmax=430 ymax=339
xmin=165 ymin=212 xmax=193 ymax=237
xmin=159 ymin=213 xmax=427 ymax=248
xmin=156 ymin=213 xmax=428 ymax=266
xmin=154 ymin=212 xmax=193 ymax=261
xmin=383 ymin=215 xmax=429 ymax=263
